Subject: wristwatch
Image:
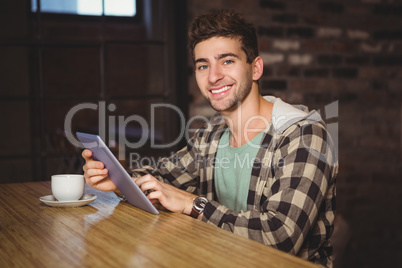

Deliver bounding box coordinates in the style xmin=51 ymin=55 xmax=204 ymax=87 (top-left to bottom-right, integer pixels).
xmin=190 ymin=196 xmax=208 ymax=218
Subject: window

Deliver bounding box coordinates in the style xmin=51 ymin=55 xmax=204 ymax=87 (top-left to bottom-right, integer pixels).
xmin=31 ymin=0 xmax=137 ymax=17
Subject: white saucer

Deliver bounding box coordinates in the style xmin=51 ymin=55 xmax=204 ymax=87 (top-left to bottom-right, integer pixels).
xmin=40 ymin=194 xmax=97 ymax=208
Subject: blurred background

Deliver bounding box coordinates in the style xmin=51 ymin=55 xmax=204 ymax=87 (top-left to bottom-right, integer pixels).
xmin=0 ymin=0 xmax=401 ymax=267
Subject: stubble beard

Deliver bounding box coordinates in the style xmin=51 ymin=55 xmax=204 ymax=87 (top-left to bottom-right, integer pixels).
xmin=207 ymin=78 xmax=253 ymax=112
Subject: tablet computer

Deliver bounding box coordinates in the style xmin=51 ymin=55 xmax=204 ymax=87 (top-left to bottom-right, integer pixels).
xmin=76 ymin=132 xmax=159 ymax=215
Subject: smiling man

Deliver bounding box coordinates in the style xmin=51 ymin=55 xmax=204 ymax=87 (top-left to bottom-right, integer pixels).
xmin=194 ymin=40 xmax=256 ymax=112
xmin=82 ymin=9 xmax=338 ymax=267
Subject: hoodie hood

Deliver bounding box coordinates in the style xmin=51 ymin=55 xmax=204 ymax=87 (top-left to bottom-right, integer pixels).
xmin=264 ymin=96 xmax=324 ymax=134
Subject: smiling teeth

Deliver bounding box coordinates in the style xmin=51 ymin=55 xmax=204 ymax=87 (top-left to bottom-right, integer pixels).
xmin=211 ymin=86 xmax=231 ymax=94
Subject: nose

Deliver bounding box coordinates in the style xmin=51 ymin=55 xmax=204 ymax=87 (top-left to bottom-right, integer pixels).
xmin=208 ymin=64 xmax=224 ymax=84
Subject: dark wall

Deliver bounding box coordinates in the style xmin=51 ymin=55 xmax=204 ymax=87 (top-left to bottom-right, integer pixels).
xmin=186 ymin=0 xmax=402 ymax=267
xmin=0 ymin=0 xmax=187 ymax=183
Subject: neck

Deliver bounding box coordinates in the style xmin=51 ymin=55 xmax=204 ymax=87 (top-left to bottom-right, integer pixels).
xmin=221 ymin=88 xmax=273 ymax=147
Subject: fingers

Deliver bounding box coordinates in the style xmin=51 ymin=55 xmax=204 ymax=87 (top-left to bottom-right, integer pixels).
xmin=82 ymin=150 xmax=101 ymax=172
xmin=147 ymin=192 xmax=163 ymax=206
xmin=136 ymin=175 xmax=160 ymax=193
xmin=81 ymin=149 xmax=117 ymax=192
xmin=84 ymin=167 xmax=108 ymax=184
xmin=82 ymin=163 xmax=107 ymax=183
xmin=84 ymin=160 xmax=105 ymax=171
xmin=81 ymin=149 xmax=93 ymax=161
xmin=85 ymin=174 xmax=107 ymax=188
xmin=85 ymin=167 xmax=108 ymax=178
xmin=82 ymin=150 xmax=105 ymax=169
xmin=83 ymin=166 xmax=108 ymax=186
xmin=134 ymin=174 xmax=153 ymax=186
xmin=138 ymin=177 xmax=196 ymax=214
xmin=82 ymin=149 xmax=108 ymax=184
xmin=147 ymin=190 xmax=163 ymax=201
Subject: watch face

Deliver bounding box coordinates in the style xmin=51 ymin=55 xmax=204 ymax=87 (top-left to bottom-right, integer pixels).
xmin=194 ymin=197 xmax=208 ymax=210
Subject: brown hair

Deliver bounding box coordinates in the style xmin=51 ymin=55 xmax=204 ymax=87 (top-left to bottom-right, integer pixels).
xmin=188 ymin=9 xmax=258 ymax=64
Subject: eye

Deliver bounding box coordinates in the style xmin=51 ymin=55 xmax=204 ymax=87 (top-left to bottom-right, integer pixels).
xmin=197 ymin=65 xmax=208 ymax=71
xmin=223 ymin=59 xmax=234 ymax=65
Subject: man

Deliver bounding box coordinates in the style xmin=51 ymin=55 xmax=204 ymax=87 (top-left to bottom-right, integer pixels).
xmin=83 ymin=9 xmax=337 ymax=267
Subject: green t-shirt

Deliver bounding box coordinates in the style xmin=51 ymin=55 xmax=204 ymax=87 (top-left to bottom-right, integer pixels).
xmin=214 ymin=129 xmax=265 ymax=211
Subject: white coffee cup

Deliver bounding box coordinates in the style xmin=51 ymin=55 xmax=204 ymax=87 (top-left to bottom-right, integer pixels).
xmin=51 ymin=174 xmax=85 ymax=202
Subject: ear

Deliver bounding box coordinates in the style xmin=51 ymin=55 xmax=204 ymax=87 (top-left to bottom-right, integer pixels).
xmin=252 ymin=56 xmax=264 ymax=81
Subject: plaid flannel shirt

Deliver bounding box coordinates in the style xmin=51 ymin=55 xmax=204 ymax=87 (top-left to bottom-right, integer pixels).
xmin=131 ymin=106 xmax=337 ymax=267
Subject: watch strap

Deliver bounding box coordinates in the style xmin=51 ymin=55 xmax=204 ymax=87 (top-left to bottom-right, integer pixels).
xmin=190 ymin=206 xmax=201 ymax=218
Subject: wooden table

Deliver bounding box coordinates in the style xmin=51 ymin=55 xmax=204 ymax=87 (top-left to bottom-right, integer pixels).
xmin=0 ymin=181 xmax=320 ymax=267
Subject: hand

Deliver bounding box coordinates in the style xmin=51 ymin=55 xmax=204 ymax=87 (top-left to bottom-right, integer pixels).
xmin=134 ymin=174 xmax=196 ymax=215
xmin=82 ymin=149 xmax=118 ymax=192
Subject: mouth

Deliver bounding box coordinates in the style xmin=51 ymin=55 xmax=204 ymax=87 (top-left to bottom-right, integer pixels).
xmin=209 ymin=85 xmax=232 ymax=95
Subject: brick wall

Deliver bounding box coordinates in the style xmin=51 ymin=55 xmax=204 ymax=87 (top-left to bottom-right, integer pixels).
xmin=187 ymin=0 xmax=402 ymax=267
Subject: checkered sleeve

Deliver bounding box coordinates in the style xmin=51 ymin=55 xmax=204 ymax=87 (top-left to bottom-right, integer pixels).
xmin=202 ymin=121 xmax=337 ymax=256
xmin=129 ymin=129 xmax=203 ymax=193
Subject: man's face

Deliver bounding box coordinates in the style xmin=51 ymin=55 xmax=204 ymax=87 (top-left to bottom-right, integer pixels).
xmin=193 ymin=37 xmax=254 ymax=112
